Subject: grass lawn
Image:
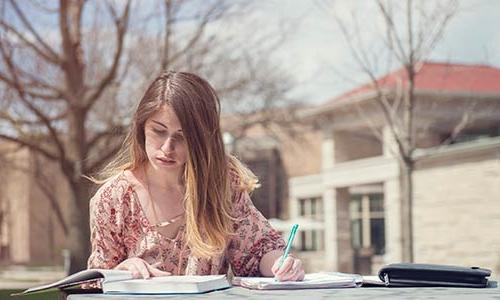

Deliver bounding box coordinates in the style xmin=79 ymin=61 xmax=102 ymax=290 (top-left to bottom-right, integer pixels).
xmin=0 ymin=289 xmax=59 ymax=299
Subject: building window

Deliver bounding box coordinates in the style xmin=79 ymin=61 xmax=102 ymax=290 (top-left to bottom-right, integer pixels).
xmin=297 ymin=197 xmax=324 ymax=252
xmin=299 ymin=196 xmax=323 ymax=219
xmin=350 ymin=193 xmax=385 ymax=255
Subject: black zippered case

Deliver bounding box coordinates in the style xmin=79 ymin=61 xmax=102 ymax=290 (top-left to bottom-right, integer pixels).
xmin=378 ymin=263 xmax=492 ymax=288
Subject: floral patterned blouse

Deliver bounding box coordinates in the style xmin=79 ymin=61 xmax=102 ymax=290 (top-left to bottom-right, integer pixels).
xmin=87 ymin=172 xmax=285 ymax=276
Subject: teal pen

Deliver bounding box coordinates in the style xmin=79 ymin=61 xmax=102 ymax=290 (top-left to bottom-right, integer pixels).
xmin=276 ymin=224 xmax=299 ymax=272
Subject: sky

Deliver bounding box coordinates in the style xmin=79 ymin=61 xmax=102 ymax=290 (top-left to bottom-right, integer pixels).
xmin=260 ymin=0 xmax=500 ymax=105
xmin=5 ymin=0 xmax=500 ymax=107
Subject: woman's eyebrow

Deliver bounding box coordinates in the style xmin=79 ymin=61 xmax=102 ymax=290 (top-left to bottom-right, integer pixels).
xmin=151 ymin=120 xmax=182 ymax=132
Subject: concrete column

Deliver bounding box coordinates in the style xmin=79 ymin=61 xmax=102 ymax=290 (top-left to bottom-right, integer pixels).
xmin=335 ymin=187 xmax=353 ymax=273
xmin=7 ymin=148 xmax=31 ymax=263
xmin=322 ymin=187 xmax=337 ymax=270
xmin=323 ymin=186 xmax=353 ymax=272
xmin=289 ymin=196 xmax=299 ymax=220
xmin=384 ymin=178 xmax=403 ymax=263
xmin=322 ymin=131 xmax=335 ymax=170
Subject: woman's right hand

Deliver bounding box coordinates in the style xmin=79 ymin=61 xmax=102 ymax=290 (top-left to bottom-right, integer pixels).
xmin=114 ymin=257 xmax=171 ymax=279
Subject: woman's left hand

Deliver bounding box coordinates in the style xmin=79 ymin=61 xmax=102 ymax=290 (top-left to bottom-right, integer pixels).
xmin=271 ymin=255 xmax=305 ymax=281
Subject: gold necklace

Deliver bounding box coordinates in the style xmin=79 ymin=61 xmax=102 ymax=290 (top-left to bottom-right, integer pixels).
xmin=152 ymin=213 xmax=185 ymax=229
xmin=144 ymin=169 xmax=185 ymax=229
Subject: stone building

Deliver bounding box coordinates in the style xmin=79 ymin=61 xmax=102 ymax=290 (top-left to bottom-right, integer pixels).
xmin=288 ymin=62 xmax=500 ymax=274
xmin=0 ymin=144 xmax=70 ymax=265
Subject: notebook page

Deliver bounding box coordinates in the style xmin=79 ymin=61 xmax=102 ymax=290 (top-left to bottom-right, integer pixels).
xmin=234 ymin=272 xmax=360 ymax=290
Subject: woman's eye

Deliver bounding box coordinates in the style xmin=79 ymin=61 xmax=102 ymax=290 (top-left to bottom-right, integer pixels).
xmin=152 ymin=128 xmax=167 ymax=135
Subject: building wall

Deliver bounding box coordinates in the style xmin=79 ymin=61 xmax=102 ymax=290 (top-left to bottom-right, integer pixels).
xmin=413 ymin=148 xmax=500 ymax=273
xmin=299 ymin=251 xmax=328 ymax=272
xmin=2 ymin=148 xmax=31 ymax=263
xmin=28 ymin=153 xmax=70 ymax=265
xmin=291 ymin=135 xmax=500 ymax=274
xmin=278 ymin=128 xmax=322 ymax=177
xmin=0 ymin=143 xmax=70 ymax=265
xmin=332 ymin=131 xmax=382 ymax=163
xmin=241 ymin=148 xmax=286 ymax=219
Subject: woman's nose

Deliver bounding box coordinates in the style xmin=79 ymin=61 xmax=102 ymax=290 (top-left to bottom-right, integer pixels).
xmin=160 ymin=137 xmax=175 ymax=153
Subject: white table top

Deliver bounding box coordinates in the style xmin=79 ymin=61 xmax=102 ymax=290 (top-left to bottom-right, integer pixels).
xmin=67 ymin=281 xmax=499 ymax=300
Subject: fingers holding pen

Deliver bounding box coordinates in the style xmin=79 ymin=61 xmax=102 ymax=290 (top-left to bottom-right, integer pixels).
xmin=272 ymin=256 xmax=294 ymax=277
xmin=272 ymin=256 xmax=305 ymax=281
xmin=280 ymin=258 xmax=305 ymax=281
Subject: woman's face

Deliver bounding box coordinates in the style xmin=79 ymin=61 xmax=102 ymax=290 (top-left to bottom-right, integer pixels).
xmin=144 ymin=105 xmax=188 ymax=175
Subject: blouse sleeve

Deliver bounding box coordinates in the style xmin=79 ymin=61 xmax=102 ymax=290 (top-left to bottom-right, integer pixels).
xmin=227 ymin=191 xmax=286 ymax=276
xmin=87 ymin=177 xmax=129 ymax=269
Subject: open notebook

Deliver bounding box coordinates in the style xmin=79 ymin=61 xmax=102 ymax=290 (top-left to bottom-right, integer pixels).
xmin=18 ymin=269 xmax=231 ymax=295
xmin=233 ymin=272 xmax=364 ymax=290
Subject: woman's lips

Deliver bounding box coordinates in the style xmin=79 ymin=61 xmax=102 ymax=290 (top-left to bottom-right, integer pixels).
xmin=156 ymin=157 xmax=175 ymax=164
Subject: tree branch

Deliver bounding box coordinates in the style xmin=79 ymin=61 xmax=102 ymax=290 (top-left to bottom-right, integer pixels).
xmin=168 ymin=0 xmax=226 ymax=66
xmin=440 ymin=100 xmax=477 ymax=145
xmin=0 ymin=71 xmax=64 ymax=101
xmin=87 ymin=125 xmax=127 ymax=150
xmin=87 ymin=142 xmax=122 ymax=172
xmin=7 ymin=0 xmax=61 ymax=63
xmin=0 ymin=20 xmax=60 ymax=65
xmin=85 ymin=0 xmax=131 ymax=111
xmin=414 ymin=1 xmax=458 ymax=60
xmin=59 ymin=0 xmax=86 ymax=103
xmin=0 ymin=41 xmax=67 ymax=160
xmin=0 ymin=109 xmax=66 ymax=127
xmin=0 ymin=134 xmax=58 ymax=161
xmin=160 ymin=0 xmax=175 ymax=70
xmin=376 ymin=0 xmax=408 ymax=64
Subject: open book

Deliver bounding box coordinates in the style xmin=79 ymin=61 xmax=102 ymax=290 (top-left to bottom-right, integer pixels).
xmin=19 ymin=269 xmax=231 ymax=295
xmin=233 ymin=272 xmax=365 ymax=290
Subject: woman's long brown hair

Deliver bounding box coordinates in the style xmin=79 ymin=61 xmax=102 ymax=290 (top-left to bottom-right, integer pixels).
xmin=93 ymin=71 xmax=258 ymax=258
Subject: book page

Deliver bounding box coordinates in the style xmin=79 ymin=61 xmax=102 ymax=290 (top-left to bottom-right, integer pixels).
xmin=234 ymin=272 xmax=362 ymax=290
xmin=20 ymin=269 xmax=133 ymax=295
xmin=361 ymin=275 xmax=386 ymax=286
xmin=113 ymin=275 xmax=227 ymax=285
xmin=146 ymin=275 xmax=227 ymax=283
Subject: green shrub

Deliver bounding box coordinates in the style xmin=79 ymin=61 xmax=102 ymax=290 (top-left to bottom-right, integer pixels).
xmin=0 ymin=289 xmax=59 ymax=300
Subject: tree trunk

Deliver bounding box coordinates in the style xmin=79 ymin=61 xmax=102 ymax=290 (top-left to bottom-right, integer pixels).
xmin=67 ymin=177 xmax=92 ymax=274
xmin=400 ymin=159 xmax=414 ymax=262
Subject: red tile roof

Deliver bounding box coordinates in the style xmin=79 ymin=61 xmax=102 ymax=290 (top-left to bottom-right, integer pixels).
xmin=329 ymin=61 xmax=500 ymax=104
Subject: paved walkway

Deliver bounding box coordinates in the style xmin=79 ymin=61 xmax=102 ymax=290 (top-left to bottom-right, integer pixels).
xmin=0 ymin=265 xmax=65 ymax=289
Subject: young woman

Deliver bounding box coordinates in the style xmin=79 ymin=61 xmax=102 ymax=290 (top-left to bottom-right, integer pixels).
xmin=87 ymin=71 xmax=304 ymax=281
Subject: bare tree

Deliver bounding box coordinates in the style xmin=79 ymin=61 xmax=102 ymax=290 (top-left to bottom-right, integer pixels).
xmin=0 ymin=0 xmax=296 ymax=273
xmin=127 ymin=1 xmax=301 ymax=148
xmin=0 ymin=0 xmax=133 ymax=273
xmin=325 ymin=0 xmax=459 ymax=262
